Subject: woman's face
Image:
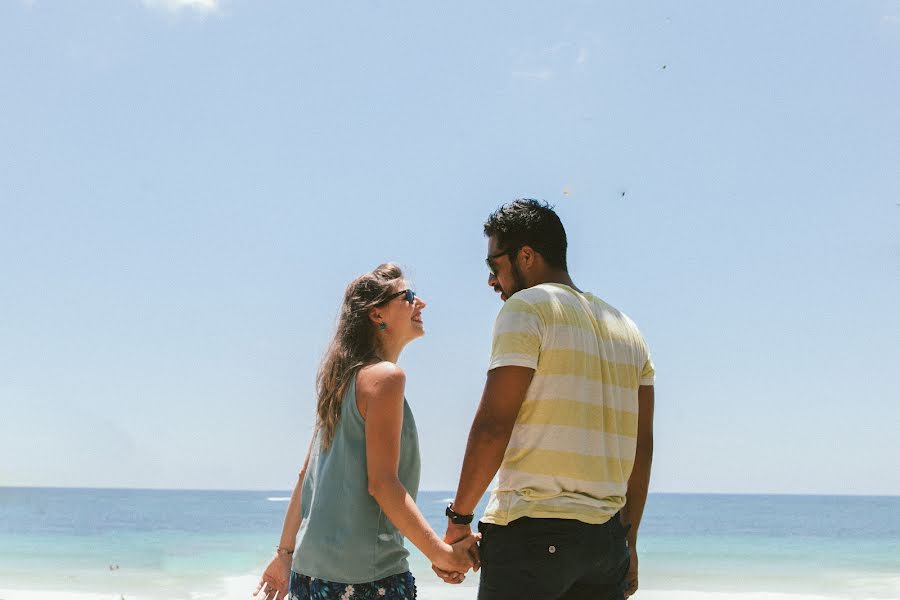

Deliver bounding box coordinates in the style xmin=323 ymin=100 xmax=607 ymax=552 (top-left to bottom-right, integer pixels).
xmin=377 ymin=280 xmax=427 ymax=342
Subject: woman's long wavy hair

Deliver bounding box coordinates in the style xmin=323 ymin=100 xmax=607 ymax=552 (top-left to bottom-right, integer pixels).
xmin=315 ymin=263 xmax=404 ymax=450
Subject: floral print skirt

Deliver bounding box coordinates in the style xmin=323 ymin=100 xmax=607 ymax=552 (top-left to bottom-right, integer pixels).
xmin=289 ymin=570 xmax=417 ymax=600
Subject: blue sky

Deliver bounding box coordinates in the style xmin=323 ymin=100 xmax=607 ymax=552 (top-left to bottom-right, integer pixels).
xmin=1 ymin=0 xmax=897 ymax=495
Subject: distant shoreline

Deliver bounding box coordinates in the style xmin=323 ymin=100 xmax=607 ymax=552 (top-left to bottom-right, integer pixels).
xmin=0 ymin=584 xmax=859 ymax=600
xmin=1 ymin=486 xmax=897 ymax=497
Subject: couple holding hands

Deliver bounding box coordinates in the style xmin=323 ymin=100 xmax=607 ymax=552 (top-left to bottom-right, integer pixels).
xmin=255 ymin=200 xmax=655 ymax=600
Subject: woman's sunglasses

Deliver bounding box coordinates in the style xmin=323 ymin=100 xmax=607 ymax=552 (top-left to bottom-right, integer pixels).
xmin=380 ymin=289 xmax=416 ymax=305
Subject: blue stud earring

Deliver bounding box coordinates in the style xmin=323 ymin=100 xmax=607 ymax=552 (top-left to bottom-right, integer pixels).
xmin=379 ymin=322 xmax=387 ymax=330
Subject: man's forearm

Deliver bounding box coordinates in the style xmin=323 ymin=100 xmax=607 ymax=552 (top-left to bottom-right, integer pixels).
xmin=452 ymin=366 xmax=533 ymax=516
xmin=452 ymin=420 xmax=514 ymax=514
xmin=620 ymin=436 xmax=653 ymax=548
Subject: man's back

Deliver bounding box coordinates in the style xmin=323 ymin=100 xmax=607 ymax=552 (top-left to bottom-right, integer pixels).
xmin=483 ymin=283 xmax=655 ymax=526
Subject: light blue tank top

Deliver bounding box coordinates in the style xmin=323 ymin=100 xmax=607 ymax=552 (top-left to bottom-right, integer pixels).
xmin=293 ymin=370 xmax=421 ymax=584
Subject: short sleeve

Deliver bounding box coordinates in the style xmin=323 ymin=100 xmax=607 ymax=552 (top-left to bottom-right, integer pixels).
xmin=488 ymin=296 xmax=542 ymax=371
xmin=640 ymin=353 xmax=655 ymax=386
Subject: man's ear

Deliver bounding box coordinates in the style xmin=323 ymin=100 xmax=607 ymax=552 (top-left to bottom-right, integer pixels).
xmin=519 ymin=245 xmax=537 ymax=270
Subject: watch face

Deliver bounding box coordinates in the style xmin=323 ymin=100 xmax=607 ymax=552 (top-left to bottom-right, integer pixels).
xmin=446 ymin=504 xmax=472 ymax=524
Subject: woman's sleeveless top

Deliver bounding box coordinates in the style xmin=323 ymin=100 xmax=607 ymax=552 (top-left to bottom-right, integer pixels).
xmin=293 ymin=371 xmax=421 ymax=583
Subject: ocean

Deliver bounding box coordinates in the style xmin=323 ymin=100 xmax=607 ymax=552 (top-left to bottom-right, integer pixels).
xmin=0 ymin=488 xmax=897 ymax=600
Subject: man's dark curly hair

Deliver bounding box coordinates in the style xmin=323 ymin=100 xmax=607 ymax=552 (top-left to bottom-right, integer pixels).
xmin=483 ymin=199 xmax=568 ymax=270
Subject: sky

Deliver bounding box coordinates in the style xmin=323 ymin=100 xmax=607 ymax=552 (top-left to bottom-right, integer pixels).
xmin=1 ymin=0 xmax=897 ymax=495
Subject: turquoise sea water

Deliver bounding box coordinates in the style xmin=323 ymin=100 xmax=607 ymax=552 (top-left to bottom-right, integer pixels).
xmin=0 ymin=488 xmax=897 ymax=599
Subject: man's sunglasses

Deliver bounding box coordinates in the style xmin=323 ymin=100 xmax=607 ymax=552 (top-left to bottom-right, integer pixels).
xmin=485 ymin=247 xmax=520 ymax=276
xmin=379 ymin=289 xmax=416 ymax=305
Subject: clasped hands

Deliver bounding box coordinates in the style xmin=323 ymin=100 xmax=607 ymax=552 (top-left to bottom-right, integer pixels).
xmin=431 ymin=522 xmax=481 ymax=585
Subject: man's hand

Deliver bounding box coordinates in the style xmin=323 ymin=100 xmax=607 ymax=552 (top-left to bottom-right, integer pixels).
xmin=444 ymin=522 xmax=473 ymax=544
xmin=625 ymin=545 xmax=638 ymax=597
xmin=446 ymin=522 xmax=479 ymax=568
xmin=431 ymin=522 xmax=478 ymax=584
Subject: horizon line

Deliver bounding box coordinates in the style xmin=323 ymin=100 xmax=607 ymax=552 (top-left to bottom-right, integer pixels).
xmin=0 ymin=485 xmax=897 ymax=498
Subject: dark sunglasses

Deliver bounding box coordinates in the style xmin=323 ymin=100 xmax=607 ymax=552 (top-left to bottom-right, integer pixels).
xmin=485 ymin=247 xmax=520 ymax=276
xmin=379 ymin=289 xmax=416 ymax=305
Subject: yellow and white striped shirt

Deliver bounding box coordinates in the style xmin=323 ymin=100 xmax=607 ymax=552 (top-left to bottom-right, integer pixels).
xmin=482 ymin=283 xmax=655 ymax=526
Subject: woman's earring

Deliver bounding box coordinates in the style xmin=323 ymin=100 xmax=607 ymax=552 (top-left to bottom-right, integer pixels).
xmin=379 ymin=322 xmax=387 ymax=330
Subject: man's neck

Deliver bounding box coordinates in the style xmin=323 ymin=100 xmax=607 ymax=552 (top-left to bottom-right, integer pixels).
xmin=531 ymin=270 xmax=580 ymax=292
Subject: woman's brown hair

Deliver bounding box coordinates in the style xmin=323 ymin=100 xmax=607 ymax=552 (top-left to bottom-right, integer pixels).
xmin=315 ymin=263 xmax=404 ymax=449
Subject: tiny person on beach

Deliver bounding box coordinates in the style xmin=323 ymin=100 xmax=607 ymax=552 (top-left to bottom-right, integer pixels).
xmin=255 ymin=264 xmax=480 ymax=600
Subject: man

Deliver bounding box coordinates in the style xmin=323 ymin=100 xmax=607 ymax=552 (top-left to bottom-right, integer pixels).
xmin=436 ymin=199 xmax=655 ymax=599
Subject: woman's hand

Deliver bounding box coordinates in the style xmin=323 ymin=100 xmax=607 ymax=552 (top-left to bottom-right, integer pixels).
xmin=431 ymin=564 xmax=467 ymax=584
xmin=431 ymin=532 xmax=481 ymax=575
xmin=432 ymin=522 xmax=481 ymax=584
xmin=253 ymin=552 xmax=291 ymax=599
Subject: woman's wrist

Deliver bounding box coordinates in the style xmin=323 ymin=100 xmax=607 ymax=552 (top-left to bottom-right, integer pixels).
xmin=424 ymin=536 xmax=453 ymax=562
xmin=274 ymin=546 xmax=294 ymax=559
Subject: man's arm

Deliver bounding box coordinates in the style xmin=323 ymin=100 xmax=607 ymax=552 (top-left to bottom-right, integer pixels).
xmin=619 ymin=384 xmax=654 ymax=597
xmin=445 ymin=366 xmax=534 ymax=540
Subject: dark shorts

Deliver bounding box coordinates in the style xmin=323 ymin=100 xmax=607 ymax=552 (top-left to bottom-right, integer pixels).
xmin=477 ymin=515 xmax=630 ymax=600
xmin=289 ymin=570 xmax=416 ymax=600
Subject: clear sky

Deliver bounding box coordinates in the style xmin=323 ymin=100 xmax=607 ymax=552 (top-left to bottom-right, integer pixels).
xmin=1 ymin=0 xmax=897 ymax=495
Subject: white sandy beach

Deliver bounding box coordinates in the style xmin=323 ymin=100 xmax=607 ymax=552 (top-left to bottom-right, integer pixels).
xmin=0 ymin=584 xmax=893 ymax=600
xmin=2 ymin=560 xmax=898 ymax=600
xmin=0 ymin=590 xmax=874 ymax=600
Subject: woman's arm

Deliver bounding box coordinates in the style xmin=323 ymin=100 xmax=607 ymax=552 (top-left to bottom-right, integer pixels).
xmin=360 ymin=362 xmax=478 ymax=575
xmin=279 ymin=437 xmax=314 ymax=549
xmin=254 ymin=437 xmax=314 ymax=599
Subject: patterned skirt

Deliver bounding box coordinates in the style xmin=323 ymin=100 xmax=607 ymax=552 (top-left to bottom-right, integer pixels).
xmin=289 ymin=570 xmax=417 ymax=600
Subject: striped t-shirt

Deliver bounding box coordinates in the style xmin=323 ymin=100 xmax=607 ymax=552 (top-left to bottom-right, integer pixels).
xmin=482 ymin=283 xmax=655 ymax=526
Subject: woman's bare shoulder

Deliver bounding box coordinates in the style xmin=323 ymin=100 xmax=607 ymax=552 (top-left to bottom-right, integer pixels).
xmin=357 ymin=362 xmax=406 ymax=395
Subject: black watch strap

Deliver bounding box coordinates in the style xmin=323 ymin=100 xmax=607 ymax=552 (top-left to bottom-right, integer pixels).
xmin=445 ymin=504 xmax=474 ymax=525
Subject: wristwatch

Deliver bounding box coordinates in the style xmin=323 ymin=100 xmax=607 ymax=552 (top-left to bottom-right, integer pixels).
xmin=445 ymin=504 xmax=474 ymax=525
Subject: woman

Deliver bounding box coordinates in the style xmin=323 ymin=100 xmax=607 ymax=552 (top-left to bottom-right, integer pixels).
xmin=254 ymin=263 xmax=478 ymax=600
